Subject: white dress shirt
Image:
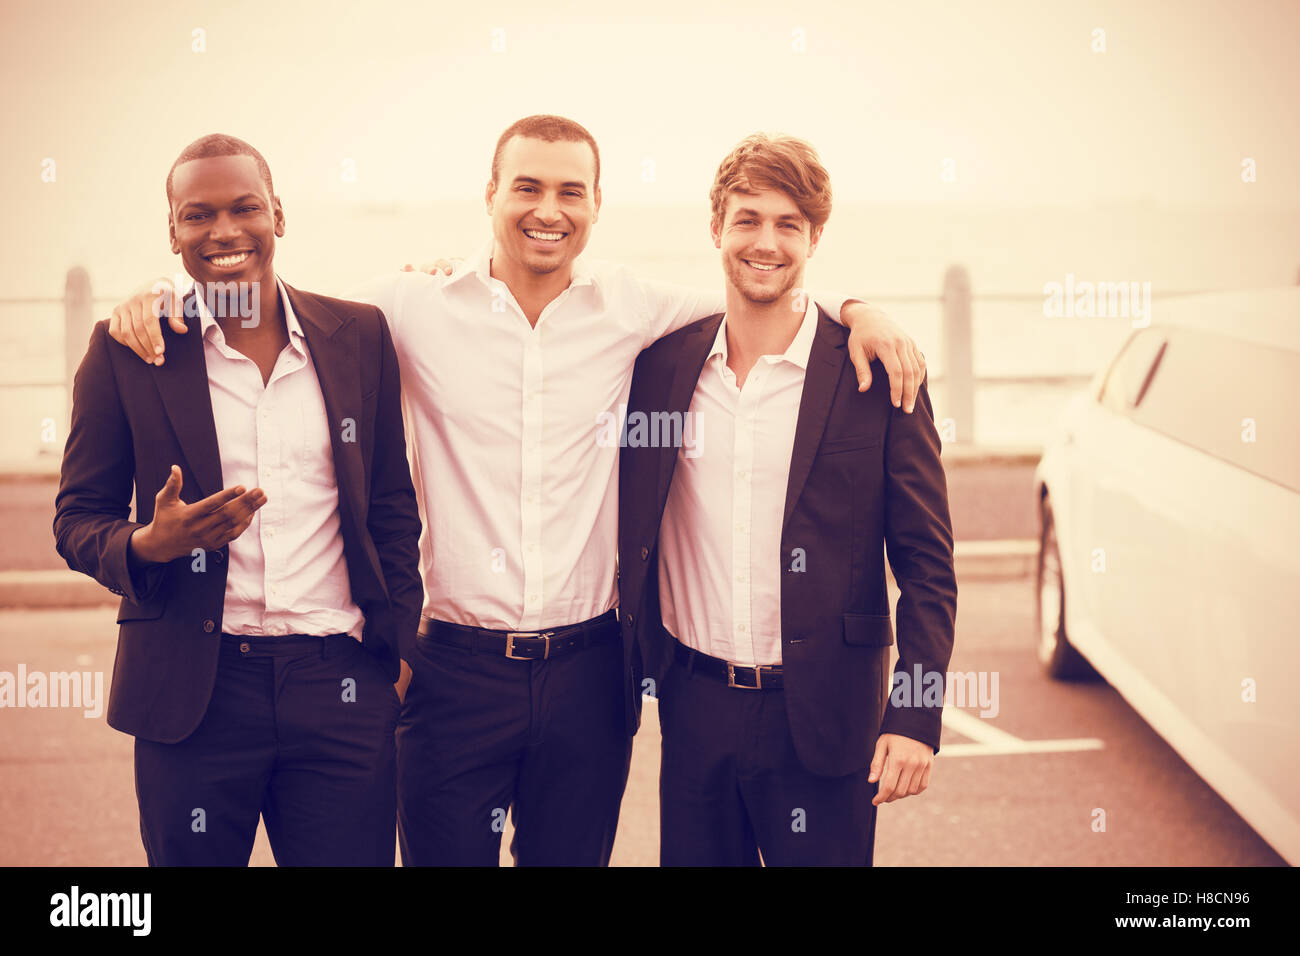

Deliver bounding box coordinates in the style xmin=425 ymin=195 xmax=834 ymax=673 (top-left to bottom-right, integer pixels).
xmin=352 ymin=242 xmax=715 ymax=630
xmin=657 ymin=300 xmax=819 ymax=666
xmin=197 ymin=277 xmax=365 ymax=638
xmin=355 ymin=240 xmax=853 ymax=632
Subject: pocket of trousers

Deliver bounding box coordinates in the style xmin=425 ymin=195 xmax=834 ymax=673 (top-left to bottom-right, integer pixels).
xmin=348 ymin=639 xmax=401 ymax=710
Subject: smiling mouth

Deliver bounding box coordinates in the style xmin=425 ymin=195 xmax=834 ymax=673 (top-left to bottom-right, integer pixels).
xmin=743 ymin=259 xmax=784 ymax=273
xmin=205 ymin=251 xmax=252 ymax=268
xmin=523 ymin=228 xmax=567 ymax=244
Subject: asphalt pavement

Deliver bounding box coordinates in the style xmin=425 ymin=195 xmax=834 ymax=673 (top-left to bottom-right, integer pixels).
xmin=0 ymin=578 xmax=1284 ymax=866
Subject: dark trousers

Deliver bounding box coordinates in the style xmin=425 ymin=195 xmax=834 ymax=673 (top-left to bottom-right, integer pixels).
xmin=134 ymin=633 xmax=400 ymax=866
xmin=396 ymin=626 xmax=633 ymax=866
xmin=658 ymin=653 xmax=878 ymax=866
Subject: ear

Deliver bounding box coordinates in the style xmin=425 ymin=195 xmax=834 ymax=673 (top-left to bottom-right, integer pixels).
xmin=592 ymin=184 xmax=601 ymax=225
xmin=710 ymin=215 xmax=722 ymax=250
xmin=807 ymin=223 xmax=824 ymax=258
xmin=485 ymin=178 xmax=496 ymax=215
xmin=169 ymin=214 xmax=179 ymax=255
xmin=272 ymin=195 xmax=285 ymax=237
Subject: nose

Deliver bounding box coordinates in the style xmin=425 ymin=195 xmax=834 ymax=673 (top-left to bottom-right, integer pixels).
xmin=210 ymin=210 xmax=241 ymax=243
xmin=753 ymin=221 xmax=779 ymax=253
xmin=534 ymin=191 xmax=561 ymax=224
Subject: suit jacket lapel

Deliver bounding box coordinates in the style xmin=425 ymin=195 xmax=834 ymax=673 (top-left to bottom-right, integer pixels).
xmin=783 ymin=308 xmax=846 ymax=531
xmin=287 ymin=283 xmax=367 ymax=528
xmin=655 ymin=315 xmax=723 ymax=510
xmin=152 ymin=291 xmax=224 ymax=500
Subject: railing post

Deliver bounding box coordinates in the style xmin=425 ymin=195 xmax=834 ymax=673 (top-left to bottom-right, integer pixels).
xmin=64 ymin=266 xmax=92 ymax=441
xmin=942 ymin=264 xmax=973 ymax=443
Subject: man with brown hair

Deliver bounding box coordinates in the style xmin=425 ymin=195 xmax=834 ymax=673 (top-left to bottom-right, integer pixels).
xmin=619 ymin=133 xmax=958 ymax=865
xmin=104 ymin=117 xmax=929 ymax=866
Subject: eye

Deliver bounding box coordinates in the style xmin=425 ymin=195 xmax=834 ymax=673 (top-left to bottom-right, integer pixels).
xmin=517 ymin=185 xmax=536 ymax=193
xmin=236 ymin=205 xmax=259 ymax=214
xmin=185 ymin=213 xmax=206 ymax=222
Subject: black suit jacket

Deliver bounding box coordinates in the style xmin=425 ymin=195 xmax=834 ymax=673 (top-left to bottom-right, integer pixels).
xmin=618 ymin=307 xmax=957 ymax=776
xmin=53 ymin=285 xmax=424 ymax=744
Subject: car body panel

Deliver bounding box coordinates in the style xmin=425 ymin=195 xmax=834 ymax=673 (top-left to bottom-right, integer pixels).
xmin=1033 ymin=288 xmax=1300 ymax=863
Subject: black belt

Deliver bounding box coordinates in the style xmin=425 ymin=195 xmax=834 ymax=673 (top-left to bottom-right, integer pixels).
xmin=418 ymin=610 xmax=619 ymax=661
xmin=673 ymin=637 xmax=784 ymax=690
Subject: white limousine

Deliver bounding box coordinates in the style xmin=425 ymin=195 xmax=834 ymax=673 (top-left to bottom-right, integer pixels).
xmin=1033 ymin=286 xmax=1299 ymax=864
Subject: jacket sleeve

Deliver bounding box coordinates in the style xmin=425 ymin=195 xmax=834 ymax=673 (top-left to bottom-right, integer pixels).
xmin=53 ymin=320 xmax=167 ymax=605
xmin=879 ymin=375 xmax=958 ymax=753
xmin=365 ymin=307 xmax=424 ymax=664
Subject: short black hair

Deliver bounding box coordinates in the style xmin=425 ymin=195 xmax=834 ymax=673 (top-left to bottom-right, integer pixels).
xmin=491 ymin=114 xmax=600 ymax=189
xmin=166 ymin=134 xmax=275 ymax=206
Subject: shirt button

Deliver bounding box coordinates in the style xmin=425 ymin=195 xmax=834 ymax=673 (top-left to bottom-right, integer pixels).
xmin=203 ymin=619 xmax=215 ymax=633
xmin=738 ymin=623 xmax=748 ymax=633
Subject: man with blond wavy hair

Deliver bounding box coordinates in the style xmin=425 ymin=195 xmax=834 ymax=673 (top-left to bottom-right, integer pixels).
xmin=619 ymin=133 xmax=957 ymax=866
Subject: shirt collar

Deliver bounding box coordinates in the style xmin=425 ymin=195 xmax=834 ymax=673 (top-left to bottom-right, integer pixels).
xmin=709 ymin=297 xmax=819 ymax=371
xmin=197 ymin=275 xmax=303 ymax=347
xmin=447 ymin=237 xmax=599 ymax=298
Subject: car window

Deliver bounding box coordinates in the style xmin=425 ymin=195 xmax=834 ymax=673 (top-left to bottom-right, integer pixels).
xmin=1131 ymin=327 xmax=1300 ymax=493
xmin=1098 ymin=328 xmax=1166 ymax=414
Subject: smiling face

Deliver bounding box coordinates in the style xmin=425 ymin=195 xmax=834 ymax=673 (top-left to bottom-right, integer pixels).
xmin=711 ymin=187 xmax=822 ymax=306
xmin=485 ymin=135 xmax=600 ymax=278
xmin=169 ymin=154 xmax=283 ymax=289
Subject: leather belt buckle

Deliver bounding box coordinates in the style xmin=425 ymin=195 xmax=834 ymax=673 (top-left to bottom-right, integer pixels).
xmin=727 ymin=662 xmax=762 ymax=690
xmin=505 ymin=631 xmax=553 ymax=660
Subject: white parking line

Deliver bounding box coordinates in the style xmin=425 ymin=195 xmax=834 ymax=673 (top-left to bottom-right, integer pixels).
xmin=643 ymin=697 xmax=1105 ymax=757
xmin=940 ymin=707 xmax=1105 ymax=757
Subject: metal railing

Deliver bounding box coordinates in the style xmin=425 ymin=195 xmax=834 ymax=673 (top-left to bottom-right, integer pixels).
xmin=5 ymin=265 xmax=1217 ymax=444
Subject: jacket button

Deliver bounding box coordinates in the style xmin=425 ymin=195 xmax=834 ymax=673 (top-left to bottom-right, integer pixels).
xmin=239 ymin=641 xmax=251 ymax=653
xmin=624 ymin=613 xmax=635 ymax=628
xmin=203 ymin=619 xmax=215 ymax=633
xmin=213 ymin=552 xmax=224 ymax=564
xmin=640 ymin=547 xmax=649 ymax=561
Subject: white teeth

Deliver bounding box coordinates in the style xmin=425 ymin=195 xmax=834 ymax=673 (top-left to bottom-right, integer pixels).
xmin=524 ymin=229 xmax=564 ymax=241
xmin=746 ymin=260 xmax=780 ymax=271
xmin=210 ymin=252 xmax=249 ymax=267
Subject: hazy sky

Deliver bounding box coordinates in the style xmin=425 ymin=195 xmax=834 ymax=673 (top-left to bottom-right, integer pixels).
xmin=4 ymin=0 xmax=1298 ymax=211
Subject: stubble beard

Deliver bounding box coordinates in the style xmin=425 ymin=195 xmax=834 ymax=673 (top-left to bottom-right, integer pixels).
xmin=723 ymin=252 xmax=798 ymax=306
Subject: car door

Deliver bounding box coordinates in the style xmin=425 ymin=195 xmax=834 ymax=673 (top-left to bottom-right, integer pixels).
xmin=1090 ymin=323 xmax=1300 ymax=861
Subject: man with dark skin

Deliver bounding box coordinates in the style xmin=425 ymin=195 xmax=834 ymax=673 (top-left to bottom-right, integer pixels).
xmin=128 ymin=153 xmax=280 ymax=565
xmin=170 ymin=157 xmax=285 ymax=377
xmin=54 ymin=134 xmax=422 ymax=865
